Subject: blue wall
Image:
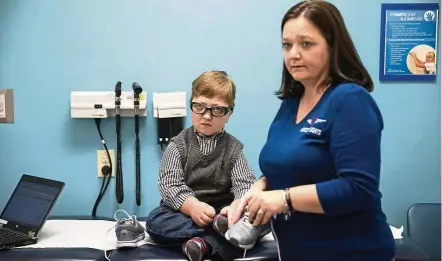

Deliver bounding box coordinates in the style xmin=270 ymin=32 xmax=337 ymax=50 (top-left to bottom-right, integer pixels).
xmin=0 ymin=0 xmax=440 ymax=230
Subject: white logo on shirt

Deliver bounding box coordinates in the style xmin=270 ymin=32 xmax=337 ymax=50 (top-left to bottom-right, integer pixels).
xmin=307 ymin=118 xmax=326 ymax=125
xmin=300 ymin=117 xmax=327 ymax=136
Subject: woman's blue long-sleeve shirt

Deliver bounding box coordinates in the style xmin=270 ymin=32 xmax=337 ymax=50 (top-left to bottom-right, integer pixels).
xmin=259 ymin=82 xmax=395 ymax=261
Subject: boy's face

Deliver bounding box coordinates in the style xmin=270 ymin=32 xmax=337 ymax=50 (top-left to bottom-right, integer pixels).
xmin=190 ymin=96 xmax=232 ymax=136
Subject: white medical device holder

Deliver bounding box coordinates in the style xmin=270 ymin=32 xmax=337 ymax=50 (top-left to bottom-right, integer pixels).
xmin=152 ymin=92 xmax=187 ymax=119
xmin=70 ymin=91 xmax=147 ymax=118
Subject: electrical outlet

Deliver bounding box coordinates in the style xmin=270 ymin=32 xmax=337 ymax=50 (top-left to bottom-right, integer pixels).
xmin=97 ymin=149 xmax=115 ymax=178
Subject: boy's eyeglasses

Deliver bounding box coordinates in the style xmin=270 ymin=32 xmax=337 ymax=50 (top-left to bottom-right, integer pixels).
xmin=190 ymin=102 xmax=233 ymax=117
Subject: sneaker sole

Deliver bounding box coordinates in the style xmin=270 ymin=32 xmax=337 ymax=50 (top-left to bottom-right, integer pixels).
xmin=117 ymin=234 xmax=145 ymax=248
xmin=187 ymin=246 xmax=203 ymax=261
xmin=183 ymin=240 xmax=204 ymax=261
xmin=225 ymin=231 xmax=255 ymax=250
xmin=213 ymin=215 xmax=228 ymax=236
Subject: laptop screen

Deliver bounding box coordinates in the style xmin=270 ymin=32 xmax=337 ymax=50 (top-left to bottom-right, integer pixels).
xmin=0 ymin=175 xmax=64 ymax=232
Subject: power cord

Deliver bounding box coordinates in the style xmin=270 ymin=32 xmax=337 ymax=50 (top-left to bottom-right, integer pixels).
xmin=91 ymin=118 xmax=113 ymax=217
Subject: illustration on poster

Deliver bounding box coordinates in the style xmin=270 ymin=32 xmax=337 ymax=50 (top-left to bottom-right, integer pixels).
xmin=407 ymin=45 xmax=436 ymax=75
xmin=424 ymin=10 xmax=436 ymax=21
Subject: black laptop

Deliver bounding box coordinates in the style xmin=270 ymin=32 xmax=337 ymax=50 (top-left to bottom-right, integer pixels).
xmin=0 ymin=174 xmax=65 ymax=249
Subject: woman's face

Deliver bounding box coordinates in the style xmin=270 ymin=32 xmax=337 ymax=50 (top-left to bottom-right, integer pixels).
xmin=282 ymin=16 xmax=330 ymax=86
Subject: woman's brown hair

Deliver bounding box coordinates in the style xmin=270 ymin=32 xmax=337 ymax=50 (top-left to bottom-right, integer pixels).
xmin=276 ymin=0 xmax=373 ymax=99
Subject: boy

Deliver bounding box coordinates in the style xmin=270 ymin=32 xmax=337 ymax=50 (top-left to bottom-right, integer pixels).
xmin=145 ymin=70 xmax=261 ymax=261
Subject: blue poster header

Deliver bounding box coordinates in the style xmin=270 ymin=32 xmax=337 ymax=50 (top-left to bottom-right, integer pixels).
xmin=379 ymin=3 xmax=439 ymax=82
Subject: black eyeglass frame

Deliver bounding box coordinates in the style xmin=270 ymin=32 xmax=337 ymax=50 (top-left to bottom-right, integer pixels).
xmin=189 ymin=101 xmax=233 ymax=117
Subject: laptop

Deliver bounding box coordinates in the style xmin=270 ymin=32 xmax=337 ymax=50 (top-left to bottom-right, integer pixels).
xmin=0 ymin=174 xmax=65 ymax=249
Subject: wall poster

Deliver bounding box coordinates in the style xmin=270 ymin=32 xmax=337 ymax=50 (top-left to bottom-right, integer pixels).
xmin=379 ymin=3 xmax=439 ymax=81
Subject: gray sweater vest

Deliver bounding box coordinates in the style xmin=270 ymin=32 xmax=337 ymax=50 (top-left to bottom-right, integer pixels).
xmin=171 ymin=127 xmax=243 ymax=209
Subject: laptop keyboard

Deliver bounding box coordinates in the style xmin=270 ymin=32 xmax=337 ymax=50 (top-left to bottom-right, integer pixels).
xmin=0 ymin=228 xmax=29 ymax=246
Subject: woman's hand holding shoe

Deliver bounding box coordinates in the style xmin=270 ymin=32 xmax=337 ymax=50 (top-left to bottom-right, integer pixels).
xmin=243 ymin=190 xmax=286 ymax=226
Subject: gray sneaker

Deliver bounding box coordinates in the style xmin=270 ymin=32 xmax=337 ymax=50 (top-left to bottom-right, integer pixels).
xmin=114 ymin=211 xmax=145 ymax=248
xmin=225 ymin=210 xmax=271 ymax=250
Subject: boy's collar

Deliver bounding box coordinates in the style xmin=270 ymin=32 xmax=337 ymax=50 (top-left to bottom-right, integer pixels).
xmin=192 ymin=127 xmax=225 ymax=138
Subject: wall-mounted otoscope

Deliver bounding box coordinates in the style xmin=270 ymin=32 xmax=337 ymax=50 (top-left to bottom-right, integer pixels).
xmin=132 ymin=82 xmax=143 ymax=206
xmin=115 ymin=81 xmax=124 ymax=204
xmin=69 ymin=82 xmax=148 ymax=212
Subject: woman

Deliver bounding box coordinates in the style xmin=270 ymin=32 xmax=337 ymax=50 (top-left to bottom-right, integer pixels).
xmin=231 ymin=1 xmax=396 ymax=260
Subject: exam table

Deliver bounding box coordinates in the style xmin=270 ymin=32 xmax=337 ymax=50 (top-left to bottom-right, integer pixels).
xmin=109 ymin=238 xmax=279 ymax=261
xmin=0 ymin=216 xmax=112 ymax=261
xmin=109 ymin=238 xmax=427 ymax=261
xmin=0 ymin=215 xmax=430 ymax=261
xmin=110 ymin=216 xmax=428 ymax=261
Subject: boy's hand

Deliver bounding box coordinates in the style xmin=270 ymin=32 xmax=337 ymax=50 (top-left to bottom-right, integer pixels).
xmin=190 ymin=201 xmax=216 ymax=227
xmin=220 ymin=200 xmax=240 ymax=227
xmin=220 ymin=206 xmax=229 ymax=216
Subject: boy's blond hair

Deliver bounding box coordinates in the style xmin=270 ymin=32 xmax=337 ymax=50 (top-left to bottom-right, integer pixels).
xmin=190 ymin=70 xmax=236 ymax=108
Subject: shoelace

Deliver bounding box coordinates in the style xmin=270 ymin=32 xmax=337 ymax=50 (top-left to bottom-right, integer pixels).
xmin=114 ymin=209 xmax=138 ymax=226
xmin=233 ymin=209 xmax=254 ymax=258
xmin=236 ymin=211 xmax=255 ymax=235
xmin=103 ymin=209 xmax=142 ymax=261
xmin=237 ymin=214 xmax=253 ymax=258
